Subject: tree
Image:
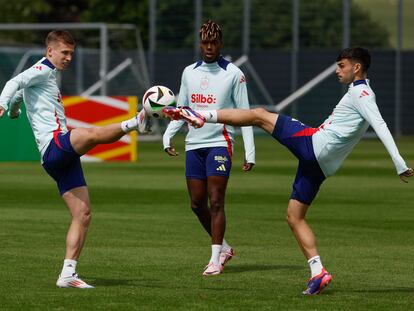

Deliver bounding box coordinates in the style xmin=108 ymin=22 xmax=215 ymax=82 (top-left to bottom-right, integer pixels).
xmin=80 ymin=0 xmax=148 ymax=49
xmin=0 ymin=0 xmax=390 ymax=49
xmin=201 ymin=0 xmax=390 ymax=49
xmin=0 ymin=0 xmax=90 ymax=45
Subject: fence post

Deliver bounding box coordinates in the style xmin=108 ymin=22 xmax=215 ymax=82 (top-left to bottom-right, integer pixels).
xmin=243 ymin=0 xmax=251 ymax=55
xmin=395 ymin=0 xmax=403 ymax=137
xmin=194 ymin=0 xmax=202 ymax=61
xmin=291 ymin=0 xmax=299 ymax=117
xmin=76 ymin=46 xmax=84 ymax=94
xmin=342 ymin=0 xmax=350 ymax=48
xmin=148 ymin=0 xmax=156 ymax=84
xmin=99 ymin=24 xmax=108 ymax=95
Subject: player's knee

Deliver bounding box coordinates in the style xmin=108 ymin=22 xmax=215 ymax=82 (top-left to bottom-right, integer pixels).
xmin=83 ymin=128 xmax=99 ymax=145
xmin=82 ymin=209 xmax=92 ymax=226
xmin=252 ymin=107 xmax=267 ymax=115
xmin=252 ymin=108 xmax=272 ymax=127
xmin=209 ymin=200 xmax=224 ymax=214
xmin=190 ymin=203 xmax=198 ymax=213
xmin=286 ymin=210 xmax=300 ymax=228
xmin=75 ymin=202 xmax=92 ymax=226
xmin=190 ymin=201 xmax=203 ymax=214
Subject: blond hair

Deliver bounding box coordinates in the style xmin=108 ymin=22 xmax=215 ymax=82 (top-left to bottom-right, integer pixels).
xmin=45 ymin=30 xmax=75 ymax=46
xmin=199 ymin=20 xmax=222 ymax=42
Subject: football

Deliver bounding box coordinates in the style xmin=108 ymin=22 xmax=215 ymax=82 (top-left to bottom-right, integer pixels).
xmin=142 ymin=85 xmax=176 ymax=118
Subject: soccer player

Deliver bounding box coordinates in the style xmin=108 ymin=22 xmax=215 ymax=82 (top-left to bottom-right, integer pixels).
xmin=0 ymin=30 xmax=147 ymax=288
xmin=163 ymin=47 xmax=413 ymax=293
xmin=163 ymin=20 xmax=256 ymax=276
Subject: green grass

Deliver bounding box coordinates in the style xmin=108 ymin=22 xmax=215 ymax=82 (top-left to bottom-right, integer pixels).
xmin=0 ymin=135 xmax=413 ymax=310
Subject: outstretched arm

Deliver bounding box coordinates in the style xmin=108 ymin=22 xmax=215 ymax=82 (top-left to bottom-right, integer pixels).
xmin=0 ymin=80 xmax=20 ymax=113
xmin=353 ymin=90 xmax=410 ymax=180
xmin=1 ymin=64 xmax=46 ymax=117
xmin=232 ymin=72 xmax=256 ymax=169
xmin=400 ymin=168 xmax=413 ymax=183
xmin=8 ymin=90 xmax=24 ymax=119
xmin=163 ymin=119 xmax=185 ymax=156
xmin=240 ymin=125 xmax=255 ymax=171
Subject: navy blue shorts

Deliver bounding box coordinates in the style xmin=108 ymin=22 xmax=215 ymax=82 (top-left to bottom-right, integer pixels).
xmin=272 ymin=115 xmax=326 ymax=205
xmin=186 ymin=147 xmax=232 ymax=179
xmin=42 ymin=131 xmax=87 ymax=195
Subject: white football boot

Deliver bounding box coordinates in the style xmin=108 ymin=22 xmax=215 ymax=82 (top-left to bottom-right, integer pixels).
xmin=219 ymin=248 xmax=235 ymax=271
xmin=137 ymin=109 xmax=152 ymax=133
xmin=202 ymin=262 xmax=222 ymax=276
xmin=56 ymin=273 xmax=94 ymax=289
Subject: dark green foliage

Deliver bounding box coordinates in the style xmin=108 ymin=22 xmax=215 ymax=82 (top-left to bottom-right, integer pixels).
xmin=0 ymin=0 xmax=390 ymax=49
xmin=201 ymin=0 xmax=390 ymax=49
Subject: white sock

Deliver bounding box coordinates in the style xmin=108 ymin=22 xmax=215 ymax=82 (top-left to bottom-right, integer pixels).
xmin=121 ymin=116 xmax=138 ymax=133
xmin=222 ymin=239 xmax=231 ymax=252
xmin=209 ymin=244 xmax=222 ymax=265
xmin=198 ymin=110 xmax=217 ymax=123
xmin=61 ymin=259 xmax=77 ymax=277
xmin=308 ymin=255 xmax=323 ymax=278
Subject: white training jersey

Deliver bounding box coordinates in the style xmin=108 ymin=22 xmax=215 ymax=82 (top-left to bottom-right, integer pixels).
xmin=312 ymin=79 xmax=408 ymax=177
xmin=0 ymin=57 xmax=67 ymax=158
xmin=163 ymin=56 xmax=255 ymax=163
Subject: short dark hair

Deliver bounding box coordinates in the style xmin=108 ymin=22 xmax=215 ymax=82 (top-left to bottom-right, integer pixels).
xmin=199 ymin=20 xmax=222 ymax=42
xmin=336 ymin=47 xmax=371 ymax=72
xmin=45 ymin=30 xmax=75 ymax=46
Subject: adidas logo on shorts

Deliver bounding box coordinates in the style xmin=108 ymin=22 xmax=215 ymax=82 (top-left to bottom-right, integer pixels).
xmin=216 ymin=164 xmax=226 ymax=171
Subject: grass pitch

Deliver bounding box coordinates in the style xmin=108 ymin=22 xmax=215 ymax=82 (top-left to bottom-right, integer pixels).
xmin=0 ymin=135 xmax=413 ymax=310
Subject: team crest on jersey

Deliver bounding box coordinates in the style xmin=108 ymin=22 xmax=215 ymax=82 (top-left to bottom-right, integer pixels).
xmin=200 ymin=76 xmax=209 ymax=90
xmin=239 ymin=75 xmax=246 ymax=84
xmin=359 ymin=90 xmax=369 ymax=98
xmin=214 ymin=155 xmax=228 ymax=164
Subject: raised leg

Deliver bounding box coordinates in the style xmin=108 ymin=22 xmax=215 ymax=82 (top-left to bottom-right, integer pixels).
xmin=69 ymin=124 xmax=125 ymax=155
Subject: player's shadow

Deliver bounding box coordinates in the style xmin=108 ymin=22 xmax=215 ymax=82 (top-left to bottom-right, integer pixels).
xmin=89 ymin=278 xmax=243 ymax=291
xmin=89 ymin=277 xmax=144 ymax=286
xmin=347 ymin=287 xmax=414 ymax=293
xmin=223 ymin=264 xmax=303 ymax=274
